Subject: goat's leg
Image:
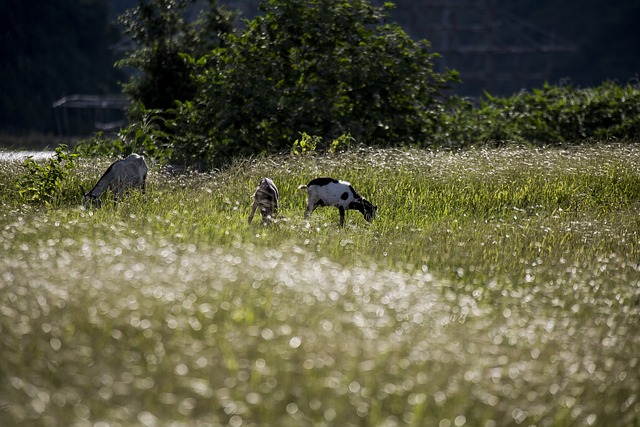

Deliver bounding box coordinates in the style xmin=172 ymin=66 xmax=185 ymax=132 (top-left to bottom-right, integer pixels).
xmin=260 ymin=207 xmax=270 ymax=222
xmin=338 ymin=206 xmax=345 ymax=227
xmin=141 ymin=178 xmax=148 ymax=202
xmin=248 ymin=201 xmax=258 ymax=224
xmin=115 ymin=182 xmax=126 ymax=203
xmin=111 ymin=187 xmax=120 ymax=204
xmin=304 ymin=201 xmax=316 ymax=218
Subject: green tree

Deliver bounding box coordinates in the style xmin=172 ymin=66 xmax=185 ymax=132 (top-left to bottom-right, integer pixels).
xmin=117 ymin=0 xmax=235 ymax=111
xmin=166 ymin=0 xmax=459 ymax=167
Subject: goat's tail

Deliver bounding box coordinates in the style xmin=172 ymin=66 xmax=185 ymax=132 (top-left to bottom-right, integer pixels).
xmin=298 ymin=184 xmax=308 ymax=191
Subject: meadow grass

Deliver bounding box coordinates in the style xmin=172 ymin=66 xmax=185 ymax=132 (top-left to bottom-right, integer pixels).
xmin=1 ymin=144 xmax=640 ymax=426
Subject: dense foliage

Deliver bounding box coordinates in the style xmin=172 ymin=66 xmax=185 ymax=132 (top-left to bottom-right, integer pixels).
xmin=77 ymin=0 xmax=640 ymax=168
xmin=87 ymin=77 xmax=640 ymax=166
xmin=179 ymin=0 xmax=457 ymax=161
xmin=2 ymin=0 xmax=639 ymax=138
xmin=93 ymin=0 xmax=459 ymax=167
xmin=117 ymin=0 xmax=235 ymax=113
xmin=16 ymin=146 xmax=79 ymax=207
xmin=442 ymin=81 xmax=640 ymax=147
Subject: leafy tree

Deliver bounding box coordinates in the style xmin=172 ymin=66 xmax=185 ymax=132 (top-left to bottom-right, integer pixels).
xmin=164 ymin=0 xmax=460 ymax=167
xmin=117 ymin=0 xmax=236 ymax=111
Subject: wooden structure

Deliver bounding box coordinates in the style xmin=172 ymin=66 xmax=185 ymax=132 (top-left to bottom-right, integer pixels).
xmin=52 ymin=94 xmax=130 ymax=137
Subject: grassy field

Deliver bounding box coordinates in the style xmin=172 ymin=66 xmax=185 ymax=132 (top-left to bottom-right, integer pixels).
xmin=1 ymin=144 xmax=640 ymax=426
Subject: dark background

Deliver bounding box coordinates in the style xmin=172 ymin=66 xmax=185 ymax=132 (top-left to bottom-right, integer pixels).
xmin=1 ymin=0 xmax=638 ymax=137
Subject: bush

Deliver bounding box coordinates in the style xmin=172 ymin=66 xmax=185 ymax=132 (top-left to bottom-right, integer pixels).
xmin=204 ymin=0 xmax=456 ymax=163
xmin=17 ymin=145 xmax=79 ymax=207
xmin=443 ymin=80 xmax=640 ymax=146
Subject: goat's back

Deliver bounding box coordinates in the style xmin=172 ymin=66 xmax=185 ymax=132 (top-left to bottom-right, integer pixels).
xmin=254 ymin=178 xmax=279 ymax=206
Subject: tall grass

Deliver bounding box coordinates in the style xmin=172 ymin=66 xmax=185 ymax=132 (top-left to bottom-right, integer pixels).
xmin=1 ymin=144 xmax=640 ymax=426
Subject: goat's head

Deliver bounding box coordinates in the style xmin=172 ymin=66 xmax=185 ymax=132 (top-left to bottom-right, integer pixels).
xmin=362 ymin=199 xmax=377 ymax=222
xmin=82 ymin=192 xmax=102 ymax=209
xmin=350 ymin=198 xmax=377 ymax=222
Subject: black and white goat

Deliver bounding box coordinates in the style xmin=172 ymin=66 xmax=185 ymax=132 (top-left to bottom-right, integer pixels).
xmin=82 ymin=153 xmax=148 ymax=208
xmin=248 ymin=177 xmax=279 ymax=224
xmin=298 ymin=177 xmax=377 ymax=226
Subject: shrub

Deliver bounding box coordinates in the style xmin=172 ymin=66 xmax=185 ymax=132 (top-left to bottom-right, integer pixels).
xmin=443 ymin=80 xmax=640 ymax=145
xmin=17 ymin=145 xmax=79 ymax=207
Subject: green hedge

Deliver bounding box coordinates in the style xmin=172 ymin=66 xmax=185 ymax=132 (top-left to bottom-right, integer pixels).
xmin=442 ymin=81 xmax=640 ymax=147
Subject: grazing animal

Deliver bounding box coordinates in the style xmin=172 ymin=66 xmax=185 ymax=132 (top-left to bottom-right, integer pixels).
xmin=248 ymin=177 xmax=279 ymax=224
xmin=298 ymin=177 xmax=377 ymax=226
xmin=82 ymin=153 xmax=148 ymax=208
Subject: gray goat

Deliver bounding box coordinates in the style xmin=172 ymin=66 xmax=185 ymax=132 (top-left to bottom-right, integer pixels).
xmin=248 ymin=177 xmax=279 ymax=223
xmin=82 ymin=153 xmax=148 ymax=208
